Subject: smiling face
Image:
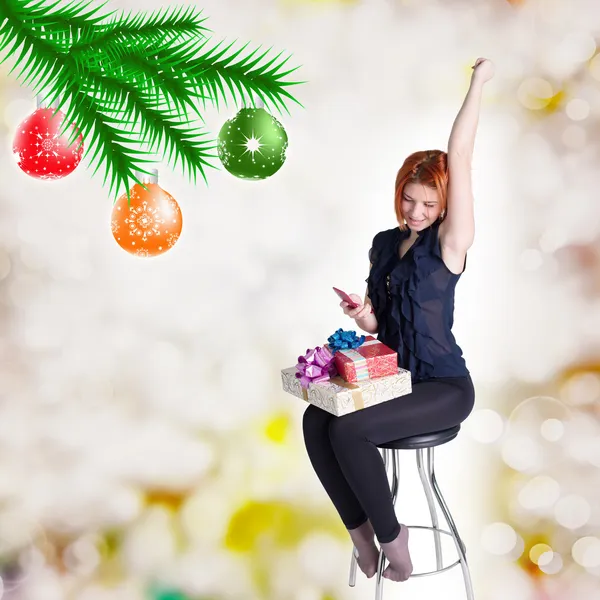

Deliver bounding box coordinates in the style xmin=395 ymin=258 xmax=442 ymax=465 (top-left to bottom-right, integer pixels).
xmin=400 ymin=182 xmax=443 ymax=232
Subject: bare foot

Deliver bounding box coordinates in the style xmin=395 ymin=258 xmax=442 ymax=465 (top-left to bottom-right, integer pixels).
xmin=348 ymin=520 xmax=380 ymax=578
xmin=380 ymin=524 xmax=413 ymax=582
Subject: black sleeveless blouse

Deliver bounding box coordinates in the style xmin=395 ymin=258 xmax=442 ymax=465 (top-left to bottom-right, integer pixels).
xmin=366 ymin=218 xmax=470 ymax=383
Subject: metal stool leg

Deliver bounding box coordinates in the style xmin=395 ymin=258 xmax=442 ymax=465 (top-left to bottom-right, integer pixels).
xmin=349 ymin=546 xmax=358 ymax=587
xmin=428 ymin=450 xmax=475 ymax=600
xmin=349 ymin=448 xmax=391 ymax=588
xmin=416 ymin=448 xmax=443 ymax=571
xmin=428 ymin=448 xmax=466 ymax=557
xmin=375 ymin=449 xmax=400 ymax=600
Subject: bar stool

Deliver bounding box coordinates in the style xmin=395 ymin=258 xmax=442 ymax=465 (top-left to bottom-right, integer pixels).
xmin=348 ymin=425 xmax=474 ymax=600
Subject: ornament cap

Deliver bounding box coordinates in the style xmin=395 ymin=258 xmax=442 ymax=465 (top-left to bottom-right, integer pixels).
xmin=135 ymin=168 xmax=159 ymax=184
xmin=36 ymin=95 xmax=59 ymax=110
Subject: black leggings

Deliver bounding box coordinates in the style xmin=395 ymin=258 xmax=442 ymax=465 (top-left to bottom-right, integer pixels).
xmin=302 ymin=375 xmax=475 ymax=543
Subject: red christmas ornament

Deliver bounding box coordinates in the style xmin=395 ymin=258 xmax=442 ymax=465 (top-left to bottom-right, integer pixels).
xmin=111 ymin=170 xmax=183 ymax=257
xmin=12 ymin=101 xmax=84 ymax=180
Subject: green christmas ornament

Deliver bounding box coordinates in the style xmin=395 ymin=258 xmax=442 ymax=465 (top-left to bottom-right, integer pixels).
xmin=217 ymin=107 xmax=288 ymax=180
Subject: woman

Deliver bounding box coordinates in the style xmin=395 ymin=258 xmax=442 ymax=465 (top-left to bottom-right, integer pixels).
xmin=302 ymin=58 xmax=495 ymax=583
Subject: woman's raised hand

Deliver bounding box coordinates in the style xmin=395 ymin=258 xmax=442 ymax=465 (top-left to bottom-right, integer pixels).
xmin=471 ymin=57 xmax=495 ymax=84
xmin=340 ymin=294 xmax=373 ymax=320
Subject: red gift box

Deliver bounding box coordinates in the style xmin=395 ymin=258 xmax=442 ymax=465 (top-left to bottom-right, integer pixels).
xmin=329 ymin=336 xmax=398 ymax=383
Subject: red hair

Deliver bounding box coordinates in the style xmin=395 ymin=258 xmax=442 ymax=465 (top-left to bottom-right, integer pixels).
xmin=394 ymin=150 xmax=448 ymax=231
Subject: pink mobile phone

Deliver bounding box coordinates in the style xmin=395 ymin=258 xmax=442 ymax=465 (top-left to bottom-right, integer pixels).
xmin=333 ymin=287 xmax=360 ymax=309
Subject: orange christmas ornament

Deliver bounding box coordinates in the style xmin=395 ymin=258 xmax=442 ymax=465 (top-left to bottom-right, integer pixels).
xmin=111 ymin=169 xmax=182 ymax=257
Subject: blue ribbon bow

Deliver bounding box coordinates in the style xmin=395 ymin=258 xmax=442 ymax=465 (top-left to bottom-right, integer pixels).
xmin=327 ymin=328 xmax=366 ymax=354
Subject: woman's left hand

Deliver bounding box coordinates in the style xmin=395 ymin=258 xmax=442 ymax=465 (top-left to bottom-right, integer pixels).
xmin=471 ymin=57 xmax=495 ymax=84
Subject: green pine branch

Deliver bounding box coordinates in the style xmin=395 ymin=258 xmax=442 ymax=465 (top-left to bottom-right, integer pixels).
xmin=71 ymin=35 xmax=211 ymax=122
xmin=64 ymin=65 xmax=217 ymax=185
xmin=0 ymin=0 xmax=306 ymax=197
xmin=186 ymin=39 xmax=306 ymax=115
xmin=65 ymin=88 xmax=154 ymax=190
xmin=70 ymin=4 xmax=212 ymax=63
xmin=2 ymin=0 xmax=114 ymax=52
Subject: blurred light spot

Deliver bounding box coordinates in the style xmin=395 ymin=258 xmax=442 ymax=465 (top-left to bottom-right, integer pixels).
xmin=464 ymin=409 xmax=504 ymax=443
xmin=517 ymin=78 xmax=554 ymax=110
xmin=557 ymin=32 xmax=597 ymax=64
xmin=225 ymin=501 xmax=304 ymax=552
xmin=519 ymin=249 xmax=543 ymax=271
xmin=508 ymin=534 xmax=525 ymax=561
xmin=540 ymin=418 xmax=564 ymax=441
xmin=572 ymin=536 xmax=600 ymax=568
xmin=501 ymin=436 xmax=542 ymax=472
xmin=144 ymin=488 xmax=187 ymax=512
xmin=530 ymin=543 xmax=552 ymax=564
xmin=480 ymin=522 xmax=518 ymax=555
xmin=0 ymin=575 xmax=3 ymax=599
xmin=538 ymin=552 xmax=563 ymax=574
xmin=566 ymin=98 xmax=590 ymax=121
xmin=264 ymin=413 xmax=291 ymax=443
xmin=554 ymin=495 xmax=590 ymax=529
xmin=560 ymin=372 xmax=600 ymax=406
xmin=518 ymin=476 xmax=560 ymax=510
xmin=507 ymin=396 xmax=570 ymax=432
xmin=562 ymin=124 xmax=587 ymax=149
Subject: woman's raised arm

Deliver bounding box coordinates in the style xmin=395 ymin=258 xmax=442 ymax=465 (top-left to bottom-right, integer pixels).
xmin=442 ymin=58 xmax=495 ymax=252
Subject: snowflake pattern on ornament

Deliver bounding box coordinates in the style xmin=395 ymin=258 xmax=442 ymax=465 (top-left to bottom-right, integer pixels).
xmin=13 ymin=107 xmax=83 ymax=180
xmin=125 ymin=200 xmax=164 ymax=242
xmin=166 ymin=233 xmax=180 ymax=248
xmin=111 ymin=183 xmax=182 ymax=257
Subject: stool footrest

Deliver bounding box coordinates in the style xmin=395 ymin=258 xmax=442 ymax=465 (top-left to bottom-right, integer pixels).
xmin=380 ymin=525 xmax=465 ymax=578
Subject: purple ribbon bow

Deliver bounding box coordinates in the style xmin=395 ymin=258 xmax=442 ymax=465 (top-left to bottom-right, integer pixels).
xmin=295 ymin=345 xmax=338 ymax=389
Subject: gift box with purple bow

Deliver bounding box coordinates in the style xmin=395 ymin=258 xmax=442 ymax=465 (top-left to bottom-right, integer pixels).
xmin=281 ymin=336 xmax=411 ymax=417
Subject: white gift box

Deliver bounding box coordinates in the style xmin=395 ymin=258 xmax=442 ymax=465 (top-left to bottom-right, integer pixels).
xmin=281 ymin=366 xmax=412 ymax=417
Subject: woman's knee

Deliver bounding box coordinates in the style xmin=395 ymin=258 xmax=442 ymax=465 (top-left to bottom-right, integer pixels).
xmin=302 ymin=404 xmax=332 ymax=436
xmin=454 ymin=379 xmax=475 ymax=422
xmin=328 ymin=415 xmax=365 ymax=446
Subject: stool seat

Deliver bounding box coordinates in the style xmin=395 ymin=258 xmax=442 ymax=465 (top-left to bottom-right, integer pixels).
xmin=377 ymin=425 xmax=460 ymax=450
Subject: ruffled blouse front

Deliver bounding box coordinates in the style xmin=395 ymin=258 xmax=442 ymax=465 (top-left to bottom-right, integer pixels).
xmin=366 ymin=218 xmax=469 ymax=382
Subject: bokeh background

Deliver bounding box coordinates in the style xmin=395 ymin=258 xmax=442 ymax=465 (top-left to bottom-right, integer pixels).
xmin=1 ymin=0 xmax=600 ymax=598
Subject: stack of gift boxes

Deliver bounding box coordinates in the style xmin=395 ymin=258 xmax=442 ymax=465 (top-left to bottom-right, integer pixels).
xmin=281 ymin=329 xmax=412 ymax=417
